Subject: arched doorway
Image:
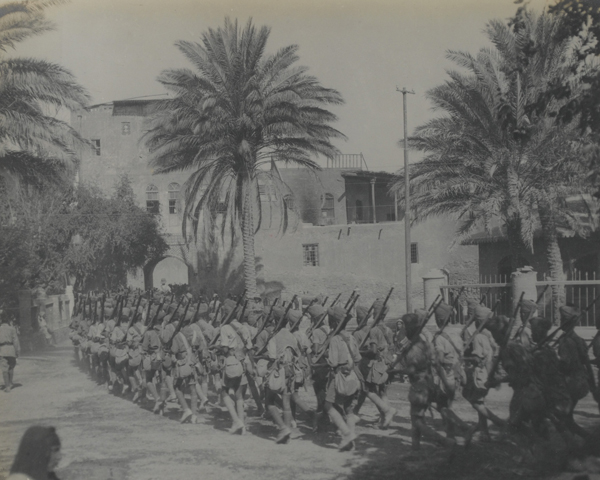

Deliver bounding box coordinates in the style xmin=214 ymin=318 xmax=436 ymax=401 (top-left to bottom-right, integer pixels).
xmin=144 ymin=256 xmax=189 ymax=290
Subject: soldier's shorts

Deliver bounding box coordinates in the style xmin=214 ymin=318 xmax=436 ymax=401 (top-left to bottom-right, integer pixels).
xmin=223 ymin=374 xmax=246 ymax=394
xmin=325 ymin=378 xmax=358 ymax=414
xmin=175 ymin=374 xmax=196 ymax=390
xmin=409 ymin=378 xmax=433 ymax=418
xmin=0 ymin=356 xmax=16 ymax=373
xmin=363 ymin=381 xmax=386 ymax=396
xmin=145 ymin=369 xmax=159 ymax=383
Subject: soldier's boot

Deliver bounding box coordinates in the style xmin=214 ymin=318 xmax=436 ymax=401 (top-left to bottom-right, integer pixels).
xmin=195 ymin=383 xmax=209 ymax=411
xmin=247 ymin=377 xmax=264 ymax=416
xmin=414 ymin=417 xmax=456 ymax=449
xmin=268 ymin=405 xmax=291 ymax=443
xmin=235 ymin=395 xmax=246 ymax=432
xmin=326 ymin=405 xmax=355 ymax=451
xmin=354 ymin=390 xmax=367 ymax=416
xmin=3 ymin=372 xmax=10 ymax=392
xmin=190 ymin=386 xmax=198 ymax=418
xmin=147 ymin=381 xmax=160 ymax=404
xmin=366 ymin=392 xmax=396 ymax=428
xmin=312 ymin=410 xmax=325 ymax=432
xmin=130 ymin=376 xmax=141 ymax=402
xmin=175 ymin=388 xmax=192 ymax=422
xmin=165 ymin=375 xmax=177 ymax=402
xmin=223 ymin=393 xmax=244 ymax=434
xmin=282 ymin=408 xmax=294 ymax=441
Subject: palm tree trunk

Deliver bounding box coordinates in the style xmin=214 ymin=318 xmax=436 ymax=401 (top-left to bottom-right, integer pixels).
xmin=241 ymin=179 xmax=258 ymax=299
xmin=539 ymin=201 xmax=565 ymax=324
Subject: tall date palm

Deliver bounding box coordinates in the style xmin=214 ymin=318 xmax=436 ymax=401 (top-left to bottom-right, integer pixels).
xmin=391 ymin=11 xmax=592 ymax=316
xmin=146 ymin=18 xmax=345 ymax=298
xmin=0 ymin=0 xmax=89 ymax=186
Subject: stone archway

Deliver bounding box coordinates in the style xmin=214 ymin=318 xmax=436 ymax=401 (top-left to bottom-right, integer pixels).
xmin=143 ymin=254 xmax=190 ymax=290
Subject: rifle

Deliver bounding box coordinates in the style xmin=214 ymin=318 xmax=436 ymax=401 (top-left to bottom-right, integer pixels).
xmin=355 ymin=302 xmax=376 ymax=333
xmin=330 ymin=293 xmax=343 ymax=308
xmin=191 ymin=299 xmax=203 ymax=325
xmin=211 ymin=303 xmax=223 ymax=327
xmin=116 ymin=294 xmax=127 ymax=327
xmin=344 ymin=290 xmax=358 ymax=309
xmin=143 ymin=297 xmax=153 ymax=327
xmin=100 ymin=294 xmax=106 ymax=323
xmin=512 ymin=285 xmax=549 ymax=341
xmin=209 ymin=292 xmax=247 ymax=347
xmin=165 ymin=298 xmax=192 ymax=350
xmin=313 ymin=294 xmax=360 ymax=363
xmin=131 ymin=294 xmax=143 ymax=326
xmin=358 ymin=287 xmax=394 ymax=350
xmin=321 ymin=296 xmax=329 ymax=307
xmin=536 ymin=293 xmax=600 ymax=351
xmin=93 ymin=297 xmax=98 ymax=324
xmin=484 ymin=292 xmax=525 ymax=387
xmin=252 ymin=298 xmax=278 ymax=341
xmin=256 ymin=295 xmax=298 ymax=356
xmin=290 ymin=299 xmax=317 ymax=333
xmin=146 ymin=299 xmax=166 ymax=330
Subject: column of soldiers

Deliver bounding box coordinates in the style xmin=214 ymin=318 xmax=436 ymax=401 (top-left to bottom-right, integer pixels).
xmin=66 ymin=286 xmax=600 ymax=457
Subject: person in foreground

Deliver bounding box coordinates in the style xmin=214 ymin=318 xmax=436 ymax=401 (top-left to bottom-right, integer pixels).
xmin=8 ymin=426 xmax=62 ymax=480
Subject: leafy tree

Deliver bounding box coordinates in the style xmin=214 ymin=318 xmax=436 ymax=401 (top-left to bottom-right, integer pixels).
xmin=0 ymin=175 xmax=168 ymax=308
xmin=0 ymin=0 xmax=89 ymax=187
xmin=391 ymin=11 xmax=592 ymax=318
xmin=145 ymin=18 xmax=345 ymax=299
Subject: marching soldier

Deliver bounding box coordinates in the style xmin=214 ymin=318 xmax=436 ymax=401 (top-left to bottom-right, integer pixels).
xmin=462 ymin=305 xmax=505 ymax=444
xmin=391 ymin=312 xmax=456 ymax=450
xmin=323 ymin=305 xmax=362 ymax=451
xmin=307 ymin=303 xmax=329 ymax=432
xmin=431 ymin=301 xmax=468 ymax=440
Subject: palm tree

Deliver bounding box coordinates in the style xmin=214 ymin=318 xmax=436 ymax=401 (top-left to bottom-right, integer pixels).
xmin=391 ymin=11 xmax=592 ymax=318
xmin=145 ymin=18 xmax=345 ymax=299
xmin=0 ymin=0 xmax=89 ymax=187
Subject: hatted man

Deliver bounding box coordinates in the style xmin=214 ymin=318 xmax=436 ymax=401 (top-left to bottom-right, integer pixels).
xmin=0 ymin=315 xmax=20 ymax=392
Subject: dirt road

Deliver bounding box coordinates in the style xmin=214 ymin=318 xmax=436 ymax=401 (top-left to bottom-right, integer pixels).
xmin=1 ymin=345 xmax=599 ymax=480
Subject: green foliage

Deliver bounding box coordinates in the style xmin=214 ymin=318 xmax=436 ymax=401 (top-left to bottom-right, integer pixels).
xmin=0 ymin=175 xmax=168 ymax=308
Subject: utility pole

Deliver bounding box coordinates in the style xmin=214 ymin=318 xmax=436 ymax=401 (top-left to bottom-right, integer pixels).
xmin=397 ymin=87 xmax=415 ymax=313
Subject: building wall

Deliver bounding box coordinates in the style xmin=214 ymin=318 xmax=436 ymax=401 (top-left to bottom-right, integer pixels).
xmin=276 ymin=168 xmax=348 ymax=226
xmin=255 ymin=216 xmax=478 ymax=316
xmin=72 ymin=101 xmax=479 ymax=304
xmin=478 ymin=237 xmax=600 ymax=280
xmin=72 ymin=104 xmax=189 ymax=237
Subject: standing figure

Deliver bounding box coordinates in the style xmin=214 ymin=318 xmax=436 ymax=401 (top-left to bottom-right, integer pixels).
xmin=0 ymin=315 xmax=20 ymax=392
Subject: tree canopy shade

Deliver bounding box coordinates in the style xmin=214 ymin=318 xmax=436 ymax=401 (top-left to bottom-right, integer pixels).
xmin=145 ymin=18 xmax=346 ymax=298
xmin=390 ymin=10 xmax=594 ymax=318
xmin=0 ymin=0 xmax=89 ymax=187
xmin=0 ymin=175 xmax=168 ymax=311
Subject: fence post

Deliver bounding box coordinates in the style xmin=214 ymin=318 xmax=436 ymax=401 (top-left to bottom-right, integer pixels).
xmin=422 ymin=269 xmax=447 ymax=322
xmin=511 ymin=266 xmax=537 ymax=315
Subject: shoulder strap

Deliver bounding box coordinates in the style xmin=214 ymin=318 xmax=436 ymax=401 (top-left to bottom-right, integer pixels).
xmin=339 ymin=332 xmax=359 ymax=363
xmin=440 ymin=332 xmax=463 ymax=358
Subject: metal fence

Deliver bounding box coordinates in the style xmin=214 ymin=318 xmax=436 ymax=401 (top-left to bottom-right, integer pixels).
xmin=441 ymin=275 xmax=512 ymax=325
xmin=536 ymin=269 xmax=600 ymax=327
xmin=440 ymin=271 xmax=600 ymax=326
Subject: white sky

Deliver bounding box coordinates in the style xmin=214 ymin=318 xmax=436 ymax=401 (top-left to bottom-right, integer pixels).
xmin=15 ymin=0 xmax=550 ymax=172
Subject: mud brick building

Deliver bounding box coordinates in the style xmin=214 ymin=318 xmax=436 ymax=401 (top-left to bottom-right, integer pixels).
xmin=72 ymin=98 xmax=478 ymax=312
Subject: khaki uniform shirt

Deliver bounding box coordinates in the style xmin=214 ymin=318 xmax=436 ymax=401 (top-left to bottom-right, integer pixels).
xmin=0 ymin=323 xmax=20 ymax=357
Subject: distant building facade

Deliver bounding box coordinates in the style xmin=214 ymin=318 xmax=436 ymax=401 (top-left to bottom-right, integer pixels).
xmin=72 ymin=99 xmax=478 ymax=312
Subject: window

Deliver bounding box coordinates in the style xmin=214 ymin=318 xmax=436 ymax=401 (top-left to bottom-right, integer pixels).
xmin=303 ymin=244 xmax=319 ymax=266
xmin=321 ymin=193 xmax=335 ymax=225
xmin=168 ymin=182 xmax=180 ymax=214
xmin=91 ymin=139 xmax=101 ymax=156
xmin=411 ymin=242 xmax=419 ymax=264
xmin=122 ymin=122 xmax=131 ymax=135
xmin=146 ymin=184 xmax=159 ymax=214
xmin=258 ymin=183 xmax=276 ymax=202
xmin=284 ymin=194 xmax=294 ymax=211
